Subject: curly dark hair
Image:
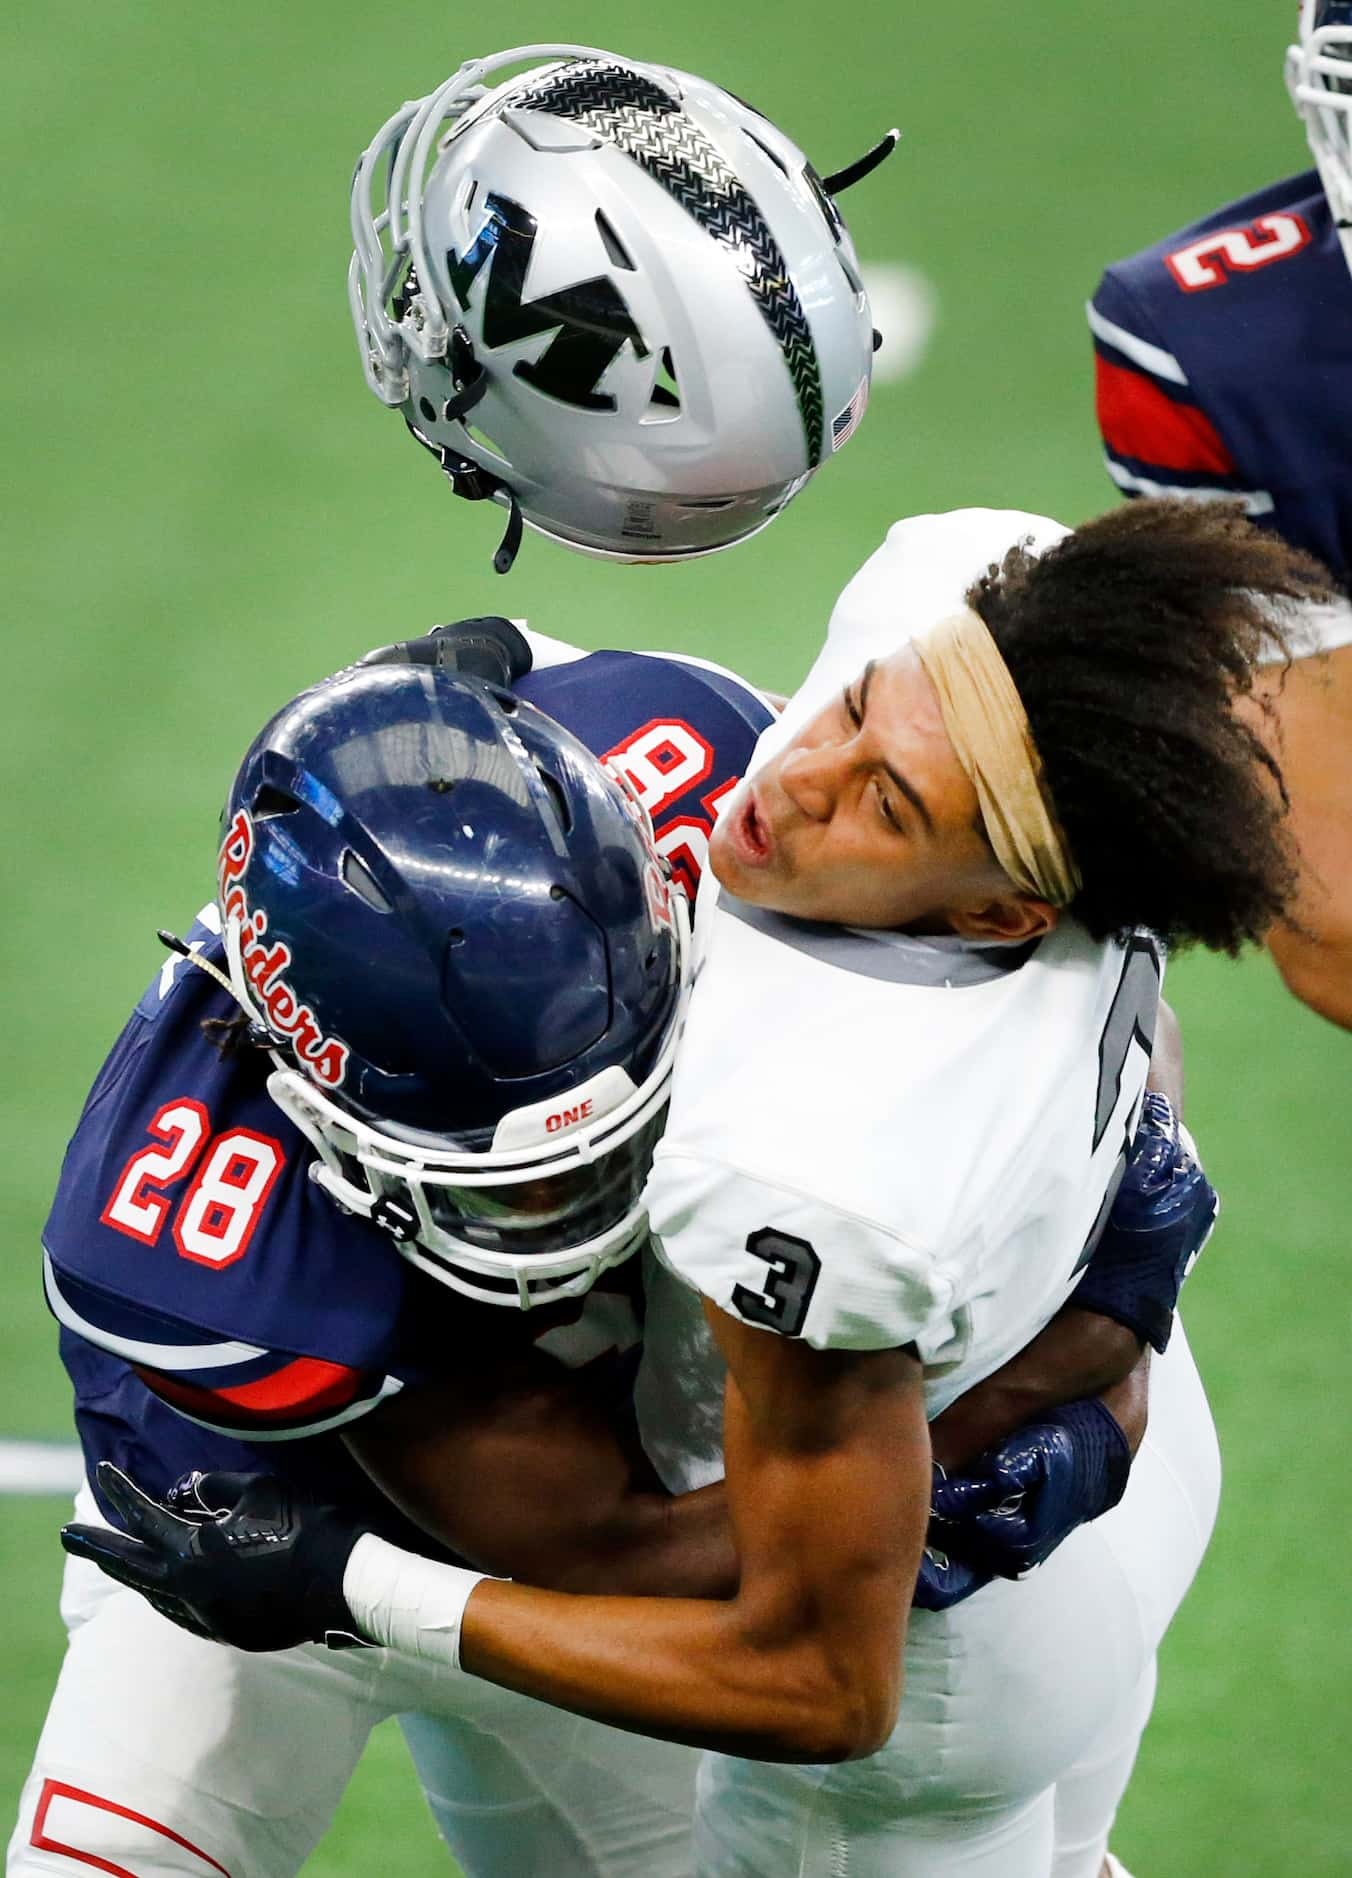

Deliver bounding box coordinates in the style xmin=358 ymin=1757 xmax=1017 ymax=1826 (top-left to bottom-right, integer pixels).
xmin=965 ymin=499 xmax=1333 ymax=952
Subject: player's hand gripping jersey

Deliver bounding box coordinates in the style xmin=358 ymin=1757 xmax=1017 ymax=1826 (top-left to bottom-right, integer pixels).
xmin=639 ymin=511 xmax=1162 ymax=1489
xmin=1090 ymin=170 xmax=1352 ymax=649
xmin=42 ymin=647 xmax=772 ymax=1534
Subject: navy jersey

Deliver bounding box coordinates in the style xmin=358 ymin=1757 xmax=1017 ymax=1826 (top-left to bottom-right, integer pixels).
xmin=44 ymin=650 xmax=772 ymax=1531
xmin=1090 ymin=171 xmax=1352 ymax=587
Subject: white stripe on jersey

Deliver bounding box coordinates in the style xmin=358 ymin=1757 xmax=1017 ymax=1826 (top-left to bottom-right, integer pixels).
xmin=157 ymin=1373 xmax=405 ymax=1444
xmin=1086 ymin=300 xmax=1189 ymax=386
xmin=1102 ymin=454 xmax=1276 ymax=516
xmin=43 ymin=1248 xmax=266 ymax=1370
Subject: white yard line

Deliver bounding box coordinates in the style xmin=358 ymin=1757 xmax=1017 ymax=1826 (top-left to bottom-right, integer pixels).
xmin=0 ymin=1440 xmax=84 ymax=1495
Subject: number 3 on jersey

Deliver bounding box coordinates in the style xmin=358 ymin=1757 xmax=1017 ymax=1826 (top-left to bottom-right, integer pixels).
xmin=732 ymin=1228 xmax=822 ymax=1338
xmin=99 ymin=1099 xmax=284 ymax=1267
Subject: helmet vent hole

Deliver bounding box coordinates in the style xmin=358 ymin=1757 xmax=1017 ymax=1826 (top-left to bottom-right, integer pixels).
xmin=647 ymin=347 xmax=681 ymax=414
xmin=594 ymin=209 xmax=636 ymax=271
xmin=836 ymin=248 xmax=864 ymax=298
xmin=535 ymin=767 xmax=573 ymax=835
xmin=549 ymin=884 xmax=568 ymax=902
xmin=802 ymin=163 xmax=846 ymax=243
xmin=447 ymin=926 xmax=466 ymax=947
xmin=251 ymin=785 xmax=301 ymax=821
xmin=742 ymin=129 xmax=789 ymax=178
xmin=341 ymin=849 xmax=392 ymax=913
xmin=678 ymin=496 xmax=735 ymax=511
xmin=418 ymin=396 xmax=438 ymax=423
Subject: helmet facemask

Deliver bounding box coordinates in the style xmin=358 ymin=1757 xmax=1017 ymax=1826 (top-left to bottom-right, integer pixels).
xmin=262 ymin=891 xmax=690 ymax=1308
xmin=1289 ymin=2 xmax=1352 ymax=272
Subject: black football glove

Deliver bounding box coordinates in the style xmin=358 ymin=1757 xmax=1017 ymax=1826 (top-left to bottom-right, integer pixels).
xmin=61 ymin=1462 xmax=370 ymax=1652
xmin=355 ymin=616 xmax=533 ymax=689
xmin=929 ymin=1396 xmax=1131 ymax=1580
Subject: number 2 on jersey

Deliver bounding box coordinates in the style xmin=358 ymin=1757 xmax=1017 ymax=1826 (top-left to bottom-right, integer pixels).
xmin=100 ymin=1099 xmax=284 ymax=1267
xmin=1166 ymin=212 xmax=1312 ymax=291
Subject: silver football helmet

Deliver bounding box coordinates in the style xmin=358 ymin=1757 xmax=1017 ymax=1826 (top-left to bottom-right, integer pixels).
xmin=349 ymin=46 xmax=890 ymax=569
xmin=1288 ymin=1 xmax=1352 ymax=273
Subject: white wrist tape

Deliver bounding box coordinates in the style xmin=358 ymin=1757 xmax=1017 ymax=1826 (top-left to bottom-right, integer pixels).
xmin=343 ymin=1534 xmax=491 ymax=1670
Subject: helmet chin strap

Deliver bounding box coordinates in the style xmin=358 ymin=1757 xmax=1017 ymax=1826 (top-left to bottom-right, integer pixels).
xmin=404 ymin=417 xmax=524 ymax=574
xmin=156 ymin=928 xmax=279 ymax=1052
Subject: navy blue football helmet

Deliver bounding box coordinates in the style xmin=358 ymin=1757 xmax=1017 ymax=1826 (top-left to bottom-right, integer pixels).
xmin=217 ymin=662 xmax=688 ymax=1306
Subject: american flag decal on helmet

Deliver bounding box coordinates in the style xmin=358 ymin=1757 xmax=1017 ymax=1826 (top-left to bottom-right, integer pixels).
xmin=831 ymin=376 xmax=869 ymax=452
xmin=512 ymin=60 xmax=826 ymax=466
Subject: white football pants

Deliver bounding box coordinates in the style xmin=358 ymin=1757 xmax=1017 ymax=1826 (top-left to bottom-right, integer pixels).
xmin=7 ymin=1489 xmax=697 ymax=1878
xmin=692 ymin=1323 xmax=1219 ymax=1878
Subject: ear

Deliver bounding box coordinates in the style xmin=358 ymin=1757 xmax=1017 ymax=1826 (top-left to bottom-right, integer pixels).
xmin=948 ymin=894 xmax=1059 ymax=944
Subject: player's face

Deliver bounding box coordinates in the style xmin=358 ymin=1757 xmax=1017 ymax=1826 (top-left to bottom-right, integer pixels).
xmin=709 ymin=646 xmax=1019 ymax=931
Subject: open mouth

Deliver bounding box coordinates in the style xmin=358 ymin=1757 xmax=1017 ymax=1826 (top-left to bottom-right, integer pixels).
xmin=730 ymin=789 xmax=774 ymax=867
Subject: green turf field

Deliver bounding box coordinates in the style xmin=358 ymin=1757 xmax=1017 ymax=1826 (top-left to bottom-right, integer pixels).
xmin=3 ymin=3 xmax=1348 ymax=1871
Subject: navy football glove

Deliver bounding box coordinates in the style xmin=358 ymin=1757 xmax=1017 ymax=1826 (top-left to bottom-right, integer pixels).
xmin=930 ymin=1397 xmax=1131 ymax=1580
xmin=61 ymin=1462 xmax=369 ymax=1652
xmin=912 ymin=1479 xmax=993 ymax=1610
xmin=356 ymin=616 xmax=533 ymax=689
xmin=1071 ymin=1092 xmax=1218 ymax=1353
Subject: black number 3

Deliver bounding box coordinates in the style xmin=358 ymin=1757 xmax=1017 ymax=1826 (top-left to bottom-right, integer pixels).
xmin=732 ymin=1228 xmax=822 ymax=1338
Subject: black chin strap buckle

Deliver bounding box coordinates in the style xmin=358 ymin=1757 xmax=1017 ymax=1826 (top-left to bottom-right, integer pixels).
xmin=440 ymin=327 xmax=491 ymax=426
xmin=404 ymin=418 xmax=524 ymax=575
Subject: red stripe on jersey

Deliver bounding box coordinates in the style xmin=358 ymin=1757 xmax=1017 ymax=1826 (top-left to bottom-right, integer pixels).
xmin=134 ymin=1354 xmax=368 ymax=1428
xmin=1095 ymin=354 xmax=1237 ymax=476
xmin=31 ymin=1778 xmax=233 ymax=1875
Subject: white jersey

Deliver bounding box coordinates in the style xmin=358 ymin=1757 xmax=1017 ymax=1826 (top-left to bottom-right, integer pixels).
xmin=638 ymin=509 xmax=1161 ymax=1491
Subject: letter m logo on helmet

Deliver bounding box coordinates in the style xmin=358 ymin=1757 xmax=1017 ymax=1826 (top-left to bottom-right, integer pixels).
xmin=350 ymin=44 xmax=881 ymax=565
xmin=447 ymin=191 xmax=649 ymax=412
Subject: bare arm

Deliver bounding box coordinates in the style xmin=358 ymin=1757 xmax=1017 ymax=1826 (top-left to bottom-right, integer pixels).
xmin=452 ymin=1305 xmax=930 ymax=1762
xmin=344 ymin=1355 xmax=735 ymax=1599
xmin=1146 ymin=997 xmax=1184 ymax=1111
xmin=931 ymin=1308 xmax=1146 ymax=1470
xmin=347 ymin=993 xmax=1187 ymax=1601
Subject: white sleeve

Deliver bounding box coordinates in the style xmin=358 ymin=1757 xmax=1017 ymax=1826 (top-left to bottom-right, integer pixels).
xmin=648 ymin=1151 xmax=969 ymax=1363
xmin=515 ymin=624 xmax=590 ymax=668
xmin=1260 ymin=593 xmax=1352 ymax=662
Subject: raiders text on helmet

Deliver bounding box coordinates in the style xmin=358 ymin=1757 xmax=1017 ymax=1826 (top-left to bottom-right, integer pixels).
xmin=350 ymin=46 xmax=893 ymax=568
xmin=218 ymin=661 xmax=690 ymax=1307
